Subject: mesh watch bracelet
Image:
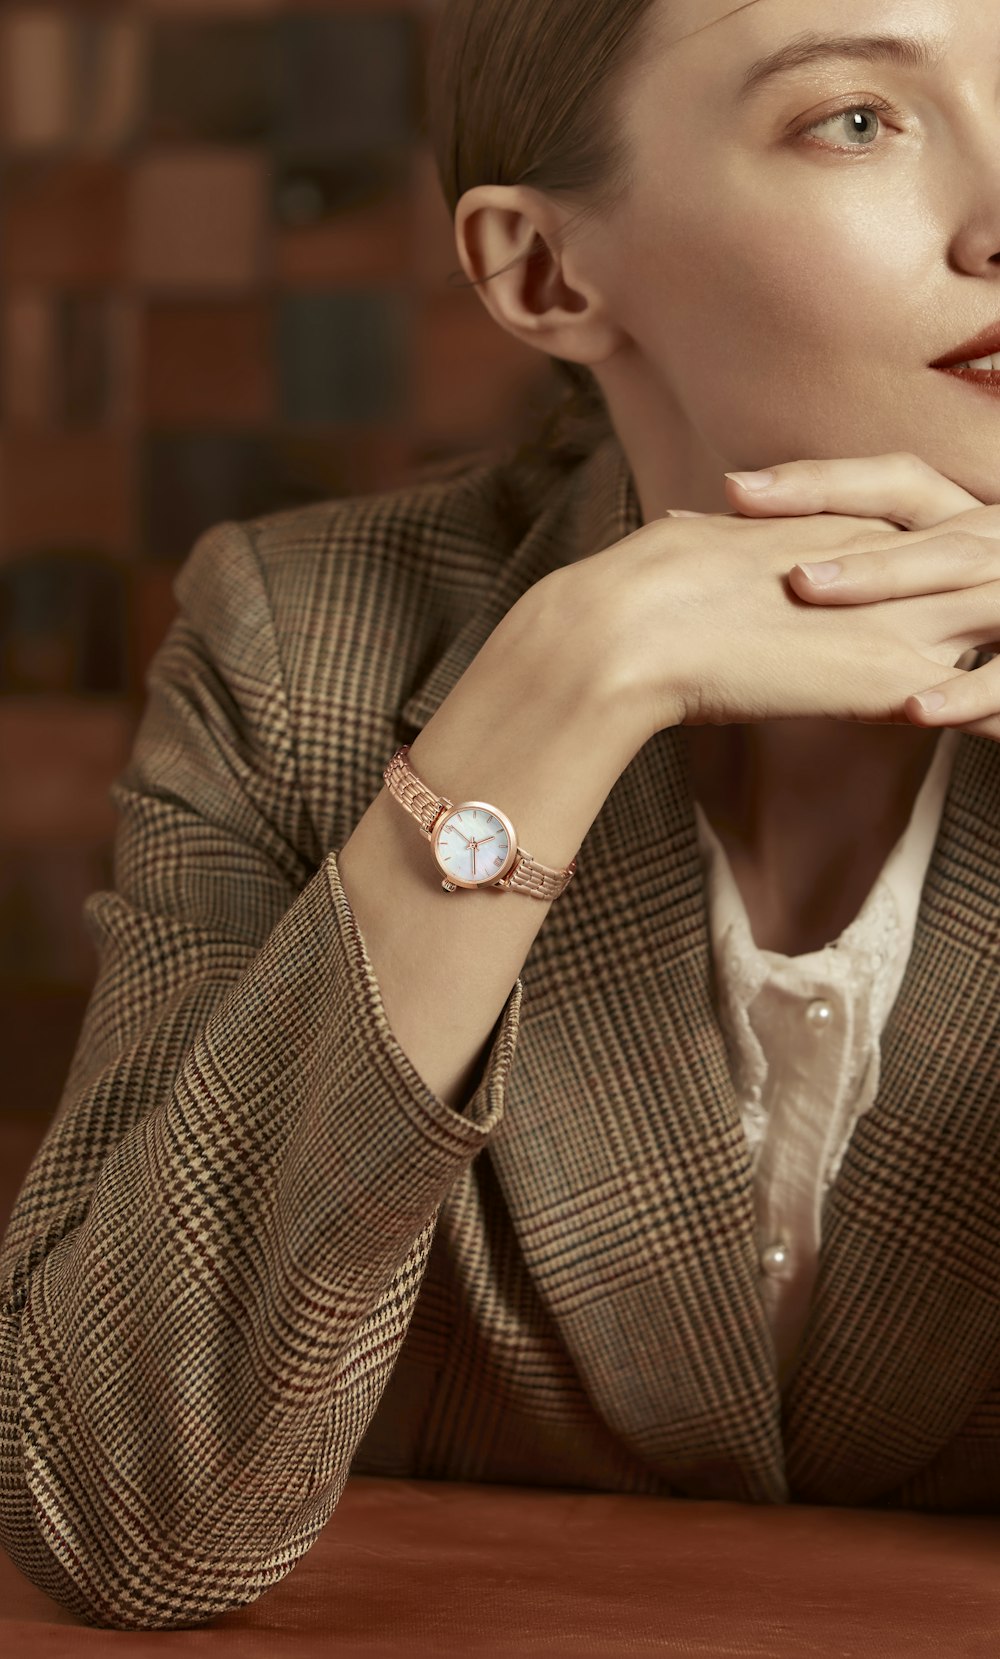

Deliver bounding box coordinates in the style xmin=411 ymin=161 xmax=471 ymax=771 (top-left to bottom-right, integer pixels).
xmin=382 ymin=744 xmax=577 ymax=901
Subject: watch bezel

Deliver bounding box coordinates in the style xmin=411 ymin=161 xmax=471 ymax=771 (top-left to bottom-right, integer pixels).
xmin=431 ymin=798 xmax=519 ymax=890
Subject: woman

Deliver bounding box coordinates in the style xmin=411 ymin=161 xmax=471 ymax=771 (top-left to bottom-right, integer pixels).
xmin=2 ymin=0 xmax=999 ymax=1631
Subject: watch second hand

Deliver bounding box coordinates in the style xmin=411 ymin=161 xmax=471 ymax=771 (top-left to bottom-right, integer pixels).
xmin=448 ymin=828 xmax=497 ymax=877
xmin=469 ymin=834 xmax=497 ymax=877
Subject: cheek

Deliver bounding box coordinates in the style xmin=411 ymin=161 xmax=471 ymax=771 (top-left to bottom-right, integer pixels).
xmin=623 ymin=183 xmax=936 ymax=462
xmin=649 ymin=201 xmax=901 ymax=370
xmin=644 ymin=176 xmax=923 ymax=366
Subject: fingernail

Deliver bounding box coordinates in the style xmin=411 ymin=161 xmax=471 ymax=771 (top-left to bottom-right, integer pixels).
xmin=725 ymin=470 xmax=776 ymax=491
xmin=797 ymin=561 xmax=842 ymax=584
xmin=913 ymin=690 xmax=947 ymax=713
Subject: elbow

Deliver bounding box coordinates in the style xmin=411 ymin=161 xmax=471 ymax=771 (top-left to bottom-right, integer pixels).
xmin=1 ymin=1523 xmax=282 ymax=1632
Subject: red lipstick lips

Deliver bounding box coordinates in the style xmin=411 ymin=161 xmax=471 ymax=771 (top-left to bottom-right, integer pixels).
xmin=931 ymin=320 xmax=1000 ymax=368
xmin=931 ymin=320 xmax=1000 ymax=398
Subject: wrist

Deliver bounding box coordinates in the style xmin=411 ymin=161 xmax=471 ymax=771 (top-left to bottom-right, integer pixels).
xmin=498 ymin=567 xmax=653 ymax=761
xmin=384 ymin=744 xmax=577 ymax=900
xmin=401 ymin=598 xmax=629 ymax=878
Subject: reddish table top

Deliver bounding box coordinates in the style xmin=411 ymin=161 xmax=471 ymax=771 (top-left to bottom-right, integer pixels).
xmin=3 ymin=1470 xmax=1000 ymax=1655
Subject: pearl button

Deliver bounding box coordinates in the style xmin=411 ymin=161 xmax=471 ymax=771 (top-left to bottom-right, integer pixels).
xmin=761 ymin=1242 xmax=790 ymax=1276
xmin=806 ymin=998 xmax=833 ymax=1029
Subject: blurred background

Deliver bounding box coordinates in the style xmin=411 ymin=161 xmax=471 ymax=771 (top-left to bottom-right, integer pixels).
xmin=0 ymin=0 xmax=552 ymax=1120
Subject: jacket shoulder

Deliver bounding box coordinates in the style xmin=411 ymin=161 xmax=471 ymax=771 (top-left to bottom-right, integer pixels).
xmin=228 ymin=456 xmax=552 ymax=849
xmin=245 ymin=456 xmax=540 ymax=607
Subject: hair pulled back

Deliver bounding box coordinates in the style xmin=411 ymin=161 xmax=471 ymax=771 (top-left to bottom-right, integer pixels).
xmin=415 ymin=0 xmax=659 ymax=500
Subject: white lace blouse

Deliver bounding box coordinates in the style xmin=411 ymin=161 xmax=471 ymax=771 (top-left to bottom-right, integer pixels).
xmin=692 ymin=725 xmax=961 ymax=1395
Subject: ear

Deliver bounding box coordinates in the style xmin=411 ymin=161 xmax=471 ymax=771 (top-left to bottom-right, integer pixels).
xmin=453 ymin=183 xmax=626 ymax=370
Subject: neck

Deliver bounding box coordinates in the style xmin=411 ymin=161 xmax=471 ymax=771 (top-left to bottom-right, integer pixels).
xmin=598 ymin=356 xmax=734 ymax=517
xmin=685 ymin=719 xmax=941 ymax=860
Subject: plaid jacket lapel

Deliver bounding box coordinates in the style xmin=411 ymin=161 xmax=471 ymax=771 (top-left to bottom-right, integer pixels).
xmin=782 ymin=726 xmax=1000 ymax=1504
xmin=399 ymin=439 xmax=634 ymax=736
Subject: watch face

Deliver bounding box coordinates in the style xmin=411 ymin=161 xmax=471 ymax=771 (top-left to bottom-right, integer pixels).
xmin=434 ymin=805 xmax=513 ymax=887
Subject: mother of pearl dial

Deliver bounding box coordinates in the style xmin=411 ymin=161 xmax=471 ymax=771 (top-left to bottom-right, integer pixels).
xmin=434 ymin=805 xmax=512 ymax=886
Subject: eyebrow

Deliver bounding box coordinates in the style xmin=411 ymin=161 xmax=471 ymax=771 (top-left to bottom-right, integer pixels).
xmin=737 ymin=31 xmax=948 ymax=102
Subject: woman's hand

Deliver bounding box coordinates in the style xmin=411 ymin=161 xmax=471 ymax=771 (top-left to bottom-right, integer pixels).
xmin=550 ymin=466 xmax=1000 ymax=748
xmin=720 ymin=452 xmax=1000 ymax=740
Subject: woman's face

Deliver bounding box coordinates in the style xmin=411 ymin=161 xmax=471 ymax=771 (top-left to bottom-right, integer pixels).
xmin=588 ymin=0 xmax=1000 ymax=516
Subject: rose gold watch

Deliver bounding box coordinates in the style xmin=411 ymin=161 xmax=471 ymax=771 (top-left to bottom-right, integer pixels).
xmin=382 ymin=745 xmax=577 ymax=901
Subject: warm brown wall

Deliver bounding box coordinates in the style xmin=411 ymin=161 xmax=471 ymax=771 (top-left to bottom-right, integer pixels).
xmin=0 ymin=0 xmax=549 ymax=1110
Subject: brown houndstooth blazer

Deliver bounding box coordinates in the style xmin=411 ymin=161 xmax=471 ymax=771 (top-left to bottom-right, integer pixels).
xmin=1 ymin=433 xmax=998 ymax=1630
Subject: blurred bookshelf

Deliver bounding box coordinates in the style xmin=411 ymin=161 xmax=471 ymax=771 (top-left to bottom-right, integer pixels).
xmin=0 ymin=0 xmax=551 ymax=1109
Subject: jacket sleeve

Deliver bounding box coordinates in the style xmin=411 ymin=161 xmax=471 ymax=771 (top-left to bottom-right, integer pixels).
xmin=0 ymin=518 xmax=523 ymax=1631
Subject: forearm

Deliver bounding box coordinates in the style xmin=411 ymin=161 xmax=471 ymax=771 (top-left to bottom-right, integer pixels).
xmin=338 ymin=577 xmax=645 ymax=1110
xmin=0 ymin=521 xmax=553 ymax=1628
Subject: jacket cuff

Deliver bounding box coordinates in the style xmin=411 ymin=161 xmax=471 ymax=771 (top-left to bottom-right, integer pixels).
xmin=324 ymin=846 xmax=523 ymax=1141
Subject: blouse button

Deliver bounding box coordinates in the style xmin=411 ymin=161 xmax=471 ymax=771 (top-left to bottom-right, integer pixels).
xmin=806 ymin=997 xmax=833 ymax=1030
xmin=761 ymin=1241 xmax=790 ymax=1276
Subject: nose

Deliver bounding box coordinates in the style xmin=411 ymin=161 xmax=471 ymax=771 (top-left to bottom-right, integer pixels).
xmin=943 ymin=124 xmax=1000 ymax=275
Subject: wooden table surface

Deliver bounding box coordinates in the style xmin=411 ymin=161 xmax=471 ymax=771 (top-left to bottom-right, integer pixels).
xmin=3 ymin=1469 xmax=1000 ymax=1655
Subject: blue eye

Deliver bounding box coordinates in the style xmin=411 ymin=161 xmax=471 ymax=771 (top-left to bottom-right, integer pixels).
xmin=799 ymin=97 xmax=898 ymax=149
